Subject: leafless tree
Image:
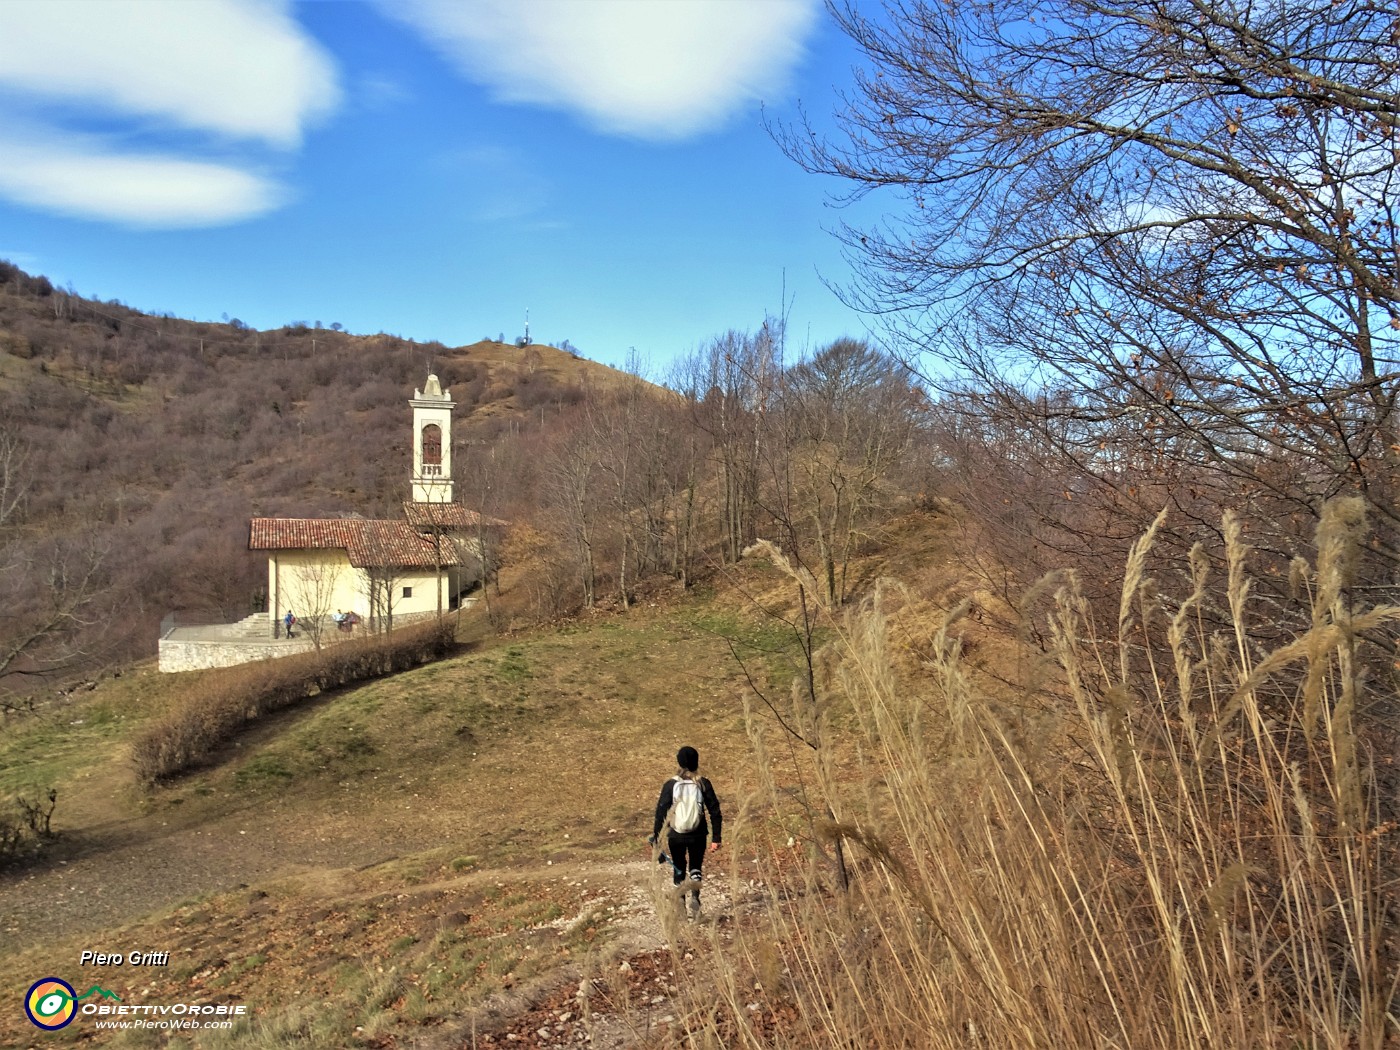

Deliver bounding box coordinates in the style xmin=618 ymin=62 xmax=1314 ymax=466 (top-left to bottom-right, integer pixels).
xmin=0 ymin=534 xmax=109 ymax=700
xmin=0 ymin=427 xmax=28 ymax=529
xmin=286 ymin=560 xmax=339 ymax=649
xmin=545 ymin=418 xmax=601 ymax=607
xmin=590 ymin=361 xmax=648 ymax=610
xmin=0 ymin=428 xmax=109 ymax=702
xmin=780 ymin=339 xmax=930 ymax=603
xmin=683 ymin=325 xmax=782 ymax=564
xmin=456 ymin=440 xmax=511 ymax=623
xmin=651 ymin=385 xmax=713 ymax=589
xmin=778 ymin=0 xmax=1400 ymax=618
xmin=357 ymin=523 xmax=413 ymax=635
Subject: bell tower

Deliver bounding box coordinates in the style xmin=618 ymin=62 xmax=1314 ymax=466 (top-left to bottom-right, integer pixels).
xmin=410 ymin=374 xmax=454 ymax=503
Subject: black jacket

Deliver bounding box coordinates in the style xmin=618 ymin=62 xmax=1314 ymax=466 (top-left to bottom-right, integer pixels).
xmin=652 ymin=775 xmax=722 ymax=843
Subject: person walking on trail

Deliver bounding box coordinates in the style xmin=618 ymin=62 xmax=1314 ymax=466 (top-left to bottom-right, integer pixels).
xmin=649 ymin=746 xmax=722 ymax=920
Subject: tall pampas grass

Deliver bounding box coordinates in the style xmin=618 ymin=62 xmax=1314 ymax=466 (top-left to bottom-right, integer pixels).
xmin=681 ymin=500 xmax=1397 ymax=1049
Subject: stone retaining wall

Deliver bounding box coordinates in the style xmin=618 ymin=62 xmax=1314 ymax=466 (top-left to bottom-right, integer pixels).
xmin=158 ymin=638 xmax=315 ymax=673
xmin=156 ymin=607 xmax=460 ymax=673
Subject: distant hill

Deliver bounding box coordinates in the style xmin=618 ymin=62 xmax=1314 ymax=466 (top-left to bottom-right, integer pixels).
xmin=0 ymin=261 xmax=931 ymax=698
xmin=0 ymin=260 xmax=642 ymax=684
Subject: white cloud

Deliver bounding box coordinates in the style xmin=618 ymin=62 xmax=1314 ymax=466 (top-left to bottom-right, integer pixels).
xmin=359 ymin=74 xmax=413 ymax=114
xmin=0 ymin=0 xmax=339 ymax=147
xmin=376 ymin=0 xmax=819 ymax=140
xmin=0 ymin=134 xmax=286 ymax=228
xmin=0 ymin=0 xmax=338 ymax=227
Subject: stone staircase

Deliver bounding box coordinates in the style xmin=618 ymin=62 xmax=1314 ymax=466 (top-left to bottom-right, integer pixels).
xmin=228 ymin=613 xmax=273 ymax=639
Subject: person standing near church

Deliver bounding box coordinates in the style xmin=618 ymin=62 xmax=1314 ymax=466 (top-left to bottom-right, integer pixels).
xmin=649 ymin=746 xmax=722 ymax=919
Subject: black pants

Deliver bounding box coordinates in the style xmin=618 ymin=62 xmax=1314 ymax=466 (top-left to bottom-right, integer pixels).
xmin=667 ymin=831 xmax=707 ymax=899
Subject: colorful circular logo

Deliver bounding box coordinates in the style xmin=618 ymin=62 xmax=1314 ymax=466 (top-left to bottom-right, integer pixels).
xmin=25 ymin=978 xmax=77 ymax=1030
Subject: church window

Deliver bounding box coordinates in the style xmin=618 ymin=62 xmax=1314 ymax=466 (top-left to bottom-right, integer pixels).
xmin=421 ymin=424 xmax=442 ymax=475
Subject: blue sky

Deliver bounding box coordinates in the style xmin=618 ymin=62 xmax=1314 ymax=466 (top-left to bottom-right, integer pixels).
xmin=0 ymin=0 xmax=888 ymax=372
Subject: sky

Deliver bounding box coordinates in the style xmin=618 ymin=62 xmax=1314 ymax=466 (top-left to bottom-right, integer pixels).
xmin=0 ymin=0 xmax=890 ymax=372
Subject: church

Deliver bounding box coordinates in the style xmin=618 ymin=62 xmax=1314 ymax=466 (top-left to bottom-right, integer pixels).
xmin=248 ymin=375 xmax=486 ymax=634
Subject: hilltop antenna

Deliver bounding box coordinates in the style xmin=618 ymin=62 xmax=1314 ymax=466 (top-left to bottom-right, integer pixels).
xmin=524 ymin=307 xmax=530 ymax=347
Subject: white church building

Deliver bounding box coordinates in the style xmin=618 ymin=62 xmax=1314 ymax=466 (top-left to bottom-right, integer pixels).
xmin=157 ymin=375 xmax=487 ymax=672
xmin=249 ymin=374 xmax=484 ymax=633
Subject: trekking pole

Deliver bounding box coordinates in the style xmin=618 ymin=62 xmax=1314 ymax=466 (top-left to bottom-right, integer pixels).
xmin=649 ymin=832 xmax=681 ymax=876
xmin=655 ymin=846 xmax=685 ymax=880
xmin=650 ymin=835 xmax=693 ymax=910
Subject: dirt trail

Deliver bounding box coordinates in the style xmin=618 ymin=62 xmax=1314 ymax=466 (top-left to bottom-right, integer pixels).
xmin=3 ymin=824 xmax=739 ymax=1049
xmin=427 ymin=858 xmax=746 ymax=1050
xmin=0 ymin=788 xmax=468 ymax=954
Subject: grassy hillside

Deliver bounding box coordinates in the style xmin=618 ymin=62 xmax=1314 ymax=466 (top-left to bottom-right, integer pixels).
xmin=0 ymin=541 xmax=845 ymax=1047
xmin=3 ymin=257 xmax=1393 ymax=1047
xmin=3 ymin=502 xmax=1396 ymax=1048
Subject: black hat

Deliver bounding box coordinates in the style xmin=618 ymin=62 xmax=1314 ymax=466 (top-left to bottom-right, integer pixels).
xmin=677 ymin=746 xmax=699 ymax=772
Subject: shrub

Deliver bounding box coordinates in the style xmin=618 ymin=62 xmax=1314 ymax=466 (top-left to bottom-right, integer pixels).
xmin=131 ymin=620 xmax=454 ymax=784
xmin=0 ymin=788 xmax=58 ymax=867
xmin=0 ymin=331 xmax=32 ymax=358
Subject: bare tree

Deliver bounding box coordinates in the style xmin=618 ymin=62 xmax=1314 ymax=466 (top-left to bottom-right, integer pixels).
xmin=454 ymin=440 xmax=509 ymax=623
xmin=590 ymin=369 xmax=645 ymax=610
xmin=683 ymin=325 xmax=782 ymax=563
xmin=409 ymin=501 xmax=454 ymax=622
xmin=544 ymin=418 xmax=600 ymax=607
xmin=1 ymin=535 xmax=108 ymax=699
xmin=357 ymin=523 xmax=413 ymax=635
xmin=286 ymin=560 xmax=339 ymax=649
xmin=0 ymin=429 xmax=110 ymax=702
xmin=780 ymin=339 xmax=929 ymax=603
xmin=668 ymin=421 xmax=708 ymax=589
xmin=651 ymin=382 xmax=713 ymax=589
xmin=0 ymin=427 xmax=28 ymax=529
xmin=779 ymin=0 xmax=1400 ymax=596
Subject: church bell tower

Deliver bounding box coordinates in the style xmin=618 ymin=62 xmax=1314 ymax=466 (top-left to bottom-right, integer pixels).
xmin=411 ymin=374 xmax=454 ymax=503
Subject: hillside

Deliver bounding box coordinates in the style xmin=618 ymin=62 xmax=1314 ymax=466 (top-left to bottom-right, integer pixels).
xmin=3 ymin=260 xmax=1393 ymax=1048
xmin=0 ymin=532 xmax=897 ymax=1047
xmin=0 ymin=261 xmax=644 ymax=687
xmin=1 ymin=497 xmax=1392 ymax=1048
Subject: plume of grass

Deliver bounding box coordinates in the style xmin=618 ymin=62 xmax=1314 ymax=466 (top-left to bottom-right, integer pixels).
xmin=678 ymin=502 xmax=1398 ymax=1049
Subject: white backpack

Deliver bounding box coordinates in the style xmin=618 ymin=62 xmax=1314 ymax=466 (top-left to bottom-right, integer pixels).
xmin=670 ymin=776 xmax=703 ymax=833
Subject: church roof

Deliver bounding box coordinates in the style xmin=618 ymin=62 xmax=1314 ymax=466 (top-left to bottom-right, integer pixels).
xmin=402 ymin=503 xmax=479 ymax=528
xmin=249 ymin=518 xmax=470 ymax=569
xmin=412 ymin=373 xmax=452 ymax=403
xmin=402 ymin=502 xmax=506 ymax=529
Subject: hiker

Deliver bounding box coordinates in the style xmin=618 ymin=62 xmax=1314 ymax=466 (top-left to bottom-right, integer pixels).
xmin=649 ymin=745 xmax=722 ymax=919
xmin=283 ymin=609 xmax=296 ymax=639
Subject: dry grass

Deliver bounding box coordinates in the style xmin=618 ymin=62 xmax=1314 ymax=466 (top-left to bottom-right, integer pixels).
xmin=5 ymin=503 xmax=1393 ymax=1047
xmin=678 ymin=499 xmax=1399 ymax=1049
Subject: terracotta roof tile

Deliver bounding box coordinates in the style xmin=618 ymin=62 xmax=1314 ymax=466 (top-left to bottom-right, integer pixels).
xmin=249 ymin=517 xmax=468 ymax=569
xmin=402 ymin=503 xmax=480 ymax=528
xmin=402 ymin=503 xmax=509 ymax=529
xmin=250 ymin=518 xmax=361 ymax=551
